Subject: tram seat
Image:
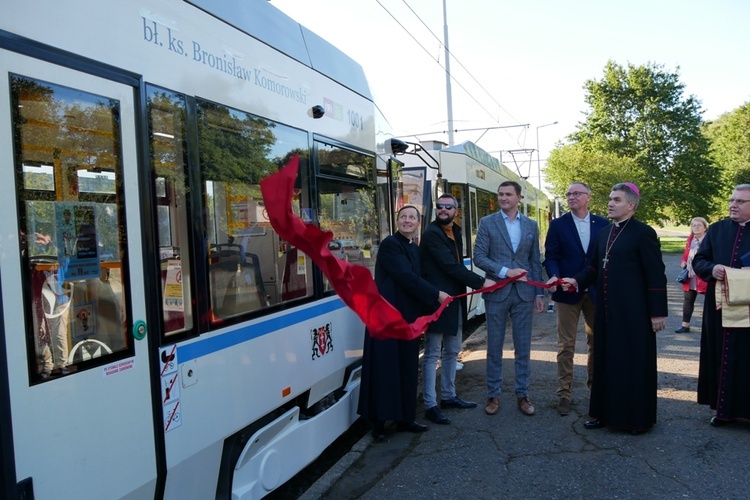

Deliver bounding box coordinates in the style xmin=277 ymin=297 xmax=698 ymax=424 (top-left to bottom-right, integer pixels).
xmin=209 ymin=245 xmax=269 ymax=319
xmin=67 ymin=338 xmax=112 ymax=364
xmin=243 ymin=252 xmax=271 ymax=308
xmin=281 ymin=247 xmax=307 ymax=301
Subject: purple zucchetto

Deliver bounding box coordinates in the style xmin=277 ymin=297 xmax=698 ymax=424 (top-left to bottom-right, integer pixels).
xmin=623 ymin=182 xmax=640 ymax=197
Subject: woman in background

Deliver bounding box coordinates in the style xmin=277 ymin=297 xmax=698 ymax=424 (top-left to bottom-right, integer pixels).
xmin=676 ymin=217 xmax=709 ymax=333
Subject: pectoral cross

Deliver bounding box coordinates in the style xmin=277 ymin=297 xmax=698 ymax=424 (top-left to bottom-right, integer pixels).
xmin=602 ymin=255 xmax=609 ymax=269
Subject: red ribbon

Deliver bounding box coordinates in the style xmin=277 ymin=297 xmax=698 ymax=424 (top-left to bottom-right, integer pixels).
xmin=260 ymin=156 xmax=562 ymax=341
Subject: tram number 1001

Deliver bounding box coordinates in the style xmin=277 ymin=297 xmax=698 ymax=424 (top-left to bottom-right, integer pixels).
xmin=347 ymin=110 xmax=364 ymax=131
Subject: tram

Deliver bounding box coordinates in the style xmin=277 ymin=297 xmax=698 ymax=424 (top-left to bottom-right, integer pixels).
xmin=0 ymin=1 xmax=398 ymax=498
xmin=391 ymin=139 xmax=553 ymax=318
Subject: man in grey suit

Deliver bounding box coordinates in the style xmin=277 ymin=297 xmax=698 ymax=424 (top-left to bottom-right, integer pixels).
xmin=474 ymin=180 xmax=545 ymax=416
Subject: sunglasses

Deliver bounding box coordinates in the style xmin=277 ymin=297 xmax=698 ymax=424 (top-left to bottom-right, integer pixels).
xmin=436 ymin=203 xmax=456 ymax=210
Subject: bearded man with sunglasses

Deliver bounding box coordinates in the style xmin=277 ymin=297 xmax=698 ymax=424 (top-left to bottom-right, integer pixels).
xmin=419 ymin=193 xmax=496 ymax=425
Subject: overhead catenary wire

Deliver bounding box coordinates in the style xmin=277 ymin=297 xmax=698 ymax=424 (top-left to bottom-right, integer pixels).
xmin=397 ymin=0 xmax=520 ymax=125
xmin=375 ymin=0 xmax=527 ymax=149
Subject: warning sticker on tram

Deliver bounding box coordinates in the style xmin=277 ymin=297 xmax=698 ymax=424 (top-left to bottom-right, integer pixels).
xmin=162 ymin=372 xmax=181 ymax=404
xmin=160 ymin=345 xmax=178 ymax=376
xmin=102 ymin=359 xmax=135 ymax=377
xmin=164 ymin=401 xmax=182 ymax=432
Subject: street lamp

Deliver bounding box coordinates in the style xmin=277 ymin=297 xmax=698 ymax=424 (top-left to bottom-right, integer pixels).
xmin=535 ymin=121 xmax=558 ymax=220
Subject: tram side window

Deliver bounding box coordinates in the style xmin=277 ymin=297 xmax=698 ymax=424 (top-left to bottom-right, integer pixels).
xmin=449 ymin=184 xmax=468 ymax=257
xmin=197 ymin=100 xmax=312 ymax=324
xmin=527 ymin=200 xmax=538 ymax=222
xmin=471 ymin=189 xmax=496 ymax=249
xmin=376 ymin=169 xmax=392 ymax=242
xmin=317 ymin=142 xmax=378 ymax=289
xmin=11 ymin=75 xmax=130 ymax=383
xmin=146 ymin=87 xmax=194 ymax=337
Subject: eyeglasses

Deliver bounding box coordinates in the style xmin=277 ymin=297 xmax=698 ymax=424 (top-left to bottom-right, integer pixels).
xmin=436 ymin=203 xmax=456 ymax=210
xmin=729 ymin=198 xmax=750 ymax=205
xmin=565 ymin=191 xmax=589 ymax=198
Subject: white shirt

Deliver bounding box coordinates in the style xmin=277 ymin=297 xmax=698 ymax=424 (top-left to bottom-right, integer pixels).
xmin=572 ymin=211 xmax=591 ymax=251
xmin=502 ymin=210 xmax=522 ymax=253
xmin=498 ymin=210 xmax=521 ymax=278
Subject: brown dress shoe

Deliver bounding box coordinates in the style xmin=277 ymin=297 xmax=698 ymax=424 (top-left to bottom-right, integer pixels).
xmin=517 ymin=397 xmax=536 ymax=416
xmin=485 ymin=397 xmax=500 ymax=415
xmin=556 ymin=397 xmax=571 ymax=416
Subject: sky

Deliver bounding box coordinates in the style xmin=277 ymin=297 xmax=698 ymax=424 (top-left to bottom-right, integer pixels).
xmin=270 ymin=0 xmax=750 ymax=191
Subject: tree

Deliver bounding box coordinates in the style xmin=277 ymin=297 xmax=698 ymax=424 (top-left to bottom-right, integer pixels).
xmin=704 ymin=102 xmax=750 ymax=210
xmin=546 ymin=144 xmax=645 ymax=217
xmin=548 ymin=61 xmax=719 ymax=223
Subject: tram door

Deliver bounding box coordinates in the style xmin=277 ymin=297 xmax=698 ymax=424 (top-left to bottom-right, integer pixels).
xmin=0 ymin=52 xmax=157 ymax=498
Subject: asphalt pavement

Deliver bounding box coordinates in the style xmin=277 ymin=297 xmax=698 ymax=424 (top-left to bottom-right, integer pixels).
xmin=301 ymin=251 xmax=750 ymax=499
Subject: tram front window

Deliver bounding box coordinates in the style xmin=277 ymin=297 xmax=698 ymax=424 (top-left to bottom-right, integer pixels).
xmin=12 ymin=75 xmax=130 ymax=383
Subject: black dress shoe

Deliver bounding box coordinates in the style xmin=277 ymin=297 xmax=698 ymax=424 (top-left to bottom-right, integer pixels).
xmin=397 ymin=421 xmax=428 ymax=433
xmin=584 ymin=419 xmax=605 ymax=429
xmin=425 ymin=406 xmax=450 ymax=425
xmin=440 ymin=396 xmax=478 ymax=409
xmin=371 ymin=421 xmax=386 ymax=441
xmin=710 ymin=416 xmax=728 ymax=427
xmin=675 ymin=326 xmax=690 ymax=333
xmin=371 ymin=429 xmax=386 ymax=441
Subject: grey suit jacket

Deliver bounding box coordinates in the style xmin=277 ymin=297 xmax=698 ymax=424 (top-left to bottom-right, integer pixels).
xmin=473 ymin=210 xmax=542 ymax=302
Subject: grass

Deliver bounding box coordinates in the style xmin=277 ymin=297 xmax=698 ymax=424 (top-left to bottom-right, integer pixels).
xmin=659 ymin=236 xmax=687 ymax=254
xmin=653 ymin=223 xmax=689 ymax=254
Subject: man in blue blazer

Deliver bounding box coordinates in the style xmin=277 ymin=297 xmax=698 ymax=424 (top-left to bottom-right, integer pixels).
xmin=544 ymin=182 xmax=607 ymax=416
xmin=474 ymin=181 xmax=545 ymax=417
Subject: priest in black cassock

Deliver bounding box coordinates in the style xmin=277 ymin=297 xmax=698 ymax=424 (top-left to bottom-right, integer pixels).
xmin=692 ymin=184 xmax=750 ymax=427
xmin=559 ymin=183 xmax=667 ymax=434
xmin=357 ymin=205 xmax=448 ymax=440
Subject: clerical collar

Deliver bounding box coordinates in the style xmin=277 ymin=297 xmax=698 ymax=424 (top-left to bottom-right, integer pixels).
xmin=614 ymin=217 xmax=630 ymax=227
xmin=397 ymin=231 xmax=415 ymax=243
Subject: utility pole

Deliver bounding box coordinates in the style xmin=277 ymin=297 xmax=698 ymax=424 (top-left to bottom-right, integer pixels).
xmin=536 ymin=121 xmax=558 ymax=219
xmin=443 ymin=0 xmax=454 ymax=146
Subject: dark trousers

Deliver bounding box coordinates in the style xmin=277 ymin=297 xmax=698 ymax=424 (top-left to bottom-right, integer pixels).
xmin=682 ymin=290 xmax=698 ymax=324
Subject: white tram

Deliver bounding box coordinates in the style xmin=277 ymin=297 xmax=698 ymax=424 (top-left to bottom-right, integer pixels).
xmin=0 ymin=1 xmax=398 ymax=498
xmin=391 ymin=139 xmax=552 ymax=318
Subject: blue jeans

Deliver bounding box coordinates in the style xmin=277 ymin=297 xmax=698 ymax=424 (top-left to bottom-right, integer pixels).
xmin=422 ymin=319 xmax=463 ymax=409
xmin=486 ymin=293 xmax=533 ymax=399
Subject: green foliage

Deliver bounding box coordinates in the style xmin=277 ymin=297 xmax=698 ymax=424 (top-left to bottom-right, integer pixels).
xmin=550 ymin=61 xmax=719 ymax=224
xmin=197 ymin=101 xmax=277 ymax=185
xmin=547 ymin=144 xmax=645 ymax=218
xmin=703 ymin=102 xmax=750 ymax=209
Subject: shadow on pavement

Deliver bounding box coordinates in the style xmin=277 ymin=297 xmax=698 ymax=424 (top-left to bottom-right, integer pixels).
xmin=304 ymin=251 xmax=750 ymax=499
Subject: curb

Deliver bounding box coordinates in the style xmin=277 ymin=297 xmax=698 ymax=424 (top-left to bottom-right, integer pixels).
xmin=298 ymin=432 xmax=373 ymax=499
xmin=300 ymin=326 xmax=488 ymax=498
